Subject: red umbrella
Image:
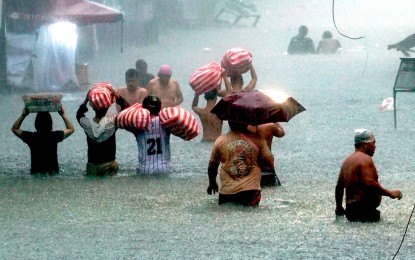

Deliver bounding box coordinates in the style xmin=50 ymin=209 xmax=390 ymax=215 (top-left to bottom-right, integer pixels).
xmin=211 ymin=91 xmax=305 ymax=125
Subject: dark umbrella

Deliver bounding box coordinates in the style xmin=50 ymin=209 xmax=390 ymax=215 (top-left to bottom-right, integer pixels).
xmin=211 ymin=91 xmax=305 ymax=125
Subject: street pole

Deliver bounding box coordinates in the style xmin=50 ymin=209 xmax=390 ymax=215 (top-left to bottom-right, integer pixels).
xmin=0 ymin=0 xmax=7 ymax=92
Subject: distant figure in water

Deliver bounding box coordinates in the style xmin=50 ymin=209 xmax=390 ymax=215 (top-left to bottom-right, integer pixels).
xmin=207 ymin=121 xmax=274 ymax=207
xmin=316 ymin=31 xmax=341 ymax=54
xmin=335 ymin=129 xmax=403 ymax=222
xmin=11 ymin=107 xmax=74 ymax=174
xmin=287 ymin=25 xmax=315 ymax=55
xmin=148 ymin=64 xmax=184 ymax=108
xmin=135 ymin=59 xmax=155 ymax=89
xmin=248 ymin=122 xmax=285 ymax=186
xmin=388 ymin=33 xmax=415 ymax=57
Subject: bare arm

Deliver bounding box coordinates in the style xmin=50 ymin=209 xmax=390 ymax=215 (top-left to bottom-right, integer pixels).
xmin=191 ymin=94 xmax=202 ymax=115
xmin=207 ymin=143 xmax=221 ymax=195
xmin=58 ymin=107 xmax=74 ymax=139
xmin=361 ymin=158 xmax=402 ymax=199
xmin=272 ymin=123 xmax=285 ymax=138
xmin=242 ymin=64 xmax=257 ymax=92
xmin=11 ymin=108 xmax=29 ymax=138
xmin=173 ymin=82 xmax=184 ymax=106
xmin=335 ymin=171 xmax=345 ymax=215
xmin=258 ymin=139 xmax=274 ymax=171
xmin=207 ymin=160 xmax=220 ymax=195
xmin=218 ymin=70 xmax=233 ymax=97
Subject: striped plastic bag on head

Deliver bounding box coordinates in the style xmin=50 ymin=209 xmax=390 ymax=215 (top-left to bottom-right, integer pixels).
xmin=189 ymin=62 xmax=223 ymax=95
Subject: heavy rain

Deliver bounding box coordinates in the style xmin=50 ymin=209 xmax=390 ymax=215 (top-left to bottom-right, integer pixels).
xmin=1 ymin=0 xmax=415 ymax=259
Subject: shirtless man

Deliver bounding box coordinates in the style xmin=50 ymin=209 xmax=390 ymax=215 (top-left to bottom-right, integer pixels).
xmin=220 ymin=63 xmax=257 ymax=97
xmin=335 ymin=129 xmax=403 ymax=222
xmin=192 ymin=89 xmax=222 ymax=142
xmin=135 ymin=59 xmax=155 ymax=89
xmin=248 ymin=122 xmax=285 ymax=186
xmin=117 ymin=69 xmax=148 ymax=111
xmin=316 ymin=31 xmax=341 ymax=54
xmin=148 ymin=64 xmax=183 ymax=108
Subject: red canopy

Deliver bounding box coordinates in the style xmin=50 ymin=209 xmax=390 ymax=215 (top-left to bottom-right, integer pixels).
xmin=48 ymin=0 xmax=123 ymax=25
xmin=7 ymin=0 xmax=123 ymax=26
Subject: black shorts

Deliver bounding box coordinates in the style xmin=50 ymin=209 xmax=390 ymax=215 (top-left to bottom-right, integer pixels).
xmin=346 ymin=202 xmax=381 ymax=222
xmin=219 ymin=190 xmax=261 ymax=207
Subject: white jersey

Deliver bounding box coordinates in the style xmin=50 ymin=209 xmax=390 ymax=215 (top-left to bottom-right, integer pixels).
xmin=135 ymin=116 xmax=171 ymax=174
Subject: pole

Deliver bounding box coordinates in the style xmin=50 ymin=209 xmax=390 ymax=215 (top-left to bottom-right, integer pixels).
xmin=0 ymin=0 xmax=8 ymax=92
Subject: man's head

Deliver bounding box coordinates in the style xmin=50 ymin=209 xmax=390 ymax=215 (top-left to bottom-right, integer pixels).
xmin=354 ymin=129 xmax=376 ymax=156
xmin=228 ymin=120 xmax=248 ymax=133
xmin=230 ymin=74 xmax=243 ymax=87
xmin=322 ymin=31 xmax=332 ymax=39
xmin=125 ymin=68 xmax=139 ymax=90
xmin=142 ymin=95 xmax=162 ymax=115
xmin=135 ymin=59 xmax=148 ymax=74
xmin=158 ymin=64 xmax=172 ymax=85
xmin=298 ymin=25 xmax=308 ymax=37
xmin=204 ymin=89 xmax=218 ymax=101
xmin=35 ymin=112 xmax=52 ymax=133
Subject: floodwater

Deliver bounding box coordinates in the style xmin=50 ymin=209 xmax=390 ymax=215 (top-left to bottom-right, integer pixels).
xmin=2 ymin=1 xmax=415 ymax=259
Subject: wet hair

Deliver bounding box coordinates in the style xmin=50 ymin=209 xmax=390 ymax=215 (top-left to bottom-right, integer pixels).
xmin=204 ymin=89 xmax=218 ymax=101
xmin=230 ymin=74 xmax=243 ymax=85
xmin=35 ymin=112 xmax=52 ymax=133
xmin=125 ymin=68 xmax=139 ymax=79
xmin=322 ymin=31 xmax=332 ymax=39
xmin=142 ymin=95 xmax=162 ymax=115
xmin=135 ymin=59 xmax=148 ymax=72
xmin=228 ymin=121 xmax=248 ymax=133
xmin=299 ymin=25 xmax=308 ymax=35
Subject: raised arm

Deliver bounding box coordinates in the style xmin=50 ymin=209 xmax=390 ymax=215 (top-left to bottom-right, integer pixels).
xmin=191 ymin=93 xmax=202 ymax=115
xmin=11 ymin=108 xmax=29 ymax=138
xmin=242 ymin=64 xmax=257 ymax=92
xmin=76 ymin=94 xmax=89 ymax=123
xmin=218 ymin=70 xmax=233 ymax=97
xmin=58 ymin=106 xmax=74 ymax=139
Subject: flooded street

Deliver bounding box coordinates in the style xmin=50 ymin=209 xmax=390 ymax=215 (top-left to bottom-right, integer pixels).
xmin=2 ymin=0 xmax=415 ymax=259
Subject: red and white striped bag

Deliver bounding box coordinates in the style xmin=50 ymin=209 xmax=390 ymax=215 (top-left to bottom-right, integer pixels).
xmin=88 ymin=82 xmax=115 ymax=109
xmin=159 ymin=107 xmax=199 ymax=141
xmin=189 ymin=62 xmax=223 ymax=95
xmin=115 ymin=103 xmax=151 ymax=129
xmin=221 ymin=47 xmax=253 ymax=75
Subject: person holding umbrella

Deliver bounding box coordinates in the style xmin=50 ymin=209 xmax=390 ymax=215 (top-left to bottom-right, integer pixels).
xmin=208 ymin=91 xmax=305 ymax=204
xmin=207 ymin=120 xmax=274 ymax=207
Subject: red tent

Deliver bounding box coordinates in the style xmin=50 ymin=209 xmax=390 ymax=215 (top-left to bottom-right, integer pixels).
xmin=6 ymin=0 xmax=123 ymax=27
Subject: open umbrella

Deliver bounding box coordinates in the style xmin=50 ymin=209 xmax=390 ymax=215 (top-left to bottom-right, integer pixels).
xmin=211 ymin=91 xmax=305 ymax=125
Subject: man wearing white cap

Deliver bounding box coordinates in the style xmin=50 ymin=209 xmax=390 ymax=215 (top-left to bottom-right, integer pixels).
xmin=335 ymin=129 xmax=403 ymax=222
xmin=148 ymin=64 xmax=183 ymax=108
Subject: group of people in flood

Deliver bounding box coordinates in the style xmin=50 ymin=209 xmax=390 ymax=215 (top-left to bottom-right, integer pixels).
xmin=287 ymin=25 xmax=342 ymax=55
xmin=11 ymin=58 xmax=402 ymax=222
